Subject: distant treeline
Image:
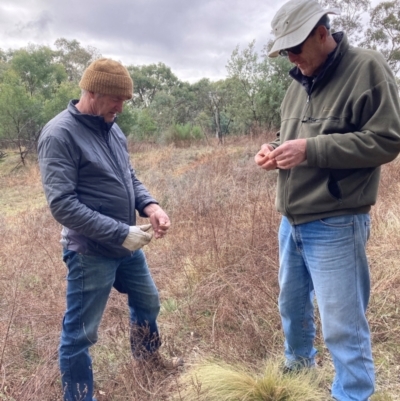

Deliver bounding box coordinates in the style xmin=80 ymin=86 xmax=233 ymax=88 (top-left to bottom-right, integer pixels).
xmin=0 ymin=0 xmax=399 ymax=151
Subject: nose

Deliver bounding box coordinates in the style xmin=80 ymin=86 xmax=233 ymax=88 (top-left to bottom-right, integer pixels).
xmin=115 ymin=101 xmax=124 ymax=113
xmin=288 ymin=52 xmax=298 ymax=63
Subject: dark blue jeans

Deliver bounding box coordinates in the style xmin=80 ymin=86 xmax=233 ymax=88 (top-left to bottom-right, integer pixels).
xmin=60 ymin=249 xmax=161 ymax=401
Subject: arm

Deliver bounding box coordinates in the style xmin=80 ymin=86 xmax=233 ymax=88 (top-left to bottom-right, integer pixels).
xmin=307 ymin=64 xmax=400 ymax=169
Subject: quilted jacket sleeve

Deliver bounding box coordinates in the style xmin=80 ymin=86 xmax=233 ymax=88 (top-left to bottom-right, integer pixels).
xmin=38 ymin=132 xmax=129 ymax=246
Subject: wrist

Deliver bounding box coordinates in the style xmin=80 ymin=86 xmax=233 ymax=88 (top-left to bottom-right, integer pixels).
xmin=144 ymin=203 xmax=161 ymax=217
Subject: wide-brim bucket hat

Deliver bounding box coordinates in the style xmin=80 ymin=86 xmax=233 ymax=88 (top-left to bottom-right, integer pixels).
xmin=268 ymin=0 xmax=340 ymax=58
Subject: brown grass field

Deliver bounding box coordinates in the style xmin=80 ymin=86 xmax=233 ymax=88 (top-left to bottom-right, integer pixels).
xmin=0 ymin=134 xmax=399 ymax=400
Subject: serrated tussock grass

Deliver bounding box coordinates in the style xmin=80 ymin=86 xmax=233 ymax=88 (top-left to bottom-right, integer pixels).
xmin=178 ymin=360 xmax=326 ymax=401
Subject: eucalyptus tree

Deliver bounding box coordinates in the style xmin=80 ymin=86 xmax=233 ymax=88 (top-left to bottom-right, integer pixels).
xmin=127 ymin=62 xmax=180 ymax=108
xmin=362 ymin=0 xmax=400 ymax=75
xmin=0 ymin=70 xmax=44 ymax=163
xmin=257 ymin=54 xmax=292 ymax=129
xmin=54 ymin=38 xmax=101 ymax=83
xmin=42 ymin=81 xmax=80 ymax=123
xmin=226 ymin=40 xmax=263 ymax=128
xmin=226 ymin=40 xmax=292 ymax=131
xmin=10 ymin=44 xmax=66 ymax=97
xmin=0 ymin=48 xmax=9 ymax=80
xmin=320 ymin=0 xmax=371 ymax=44
xmin=187 ymin=78 xmax=234 ymax=142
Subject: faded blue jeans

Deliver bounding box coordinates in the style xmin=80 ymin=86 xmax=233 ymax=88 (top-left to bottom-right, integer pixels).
xmin=278 ymin=215 xmax=375 ymax=401
xmin=60 ymin=249 xmax=161 ymax=401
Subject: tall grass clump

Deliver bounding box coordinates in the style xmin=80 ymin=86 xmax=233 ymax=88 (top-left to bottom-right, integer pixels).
xmin=178 ymin=360 xmax=326 ymax=401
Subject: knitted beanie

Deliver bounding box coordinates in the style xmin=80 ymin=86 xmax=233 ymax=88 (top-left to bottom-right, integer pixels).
xmin=79 ymin=58 xmax=133 ymax=99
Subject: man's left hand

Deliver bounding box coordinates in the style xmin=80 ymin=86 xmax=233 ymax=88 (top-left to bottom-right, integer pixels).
xmin=270 ymin=139 xmax=307 ymax=169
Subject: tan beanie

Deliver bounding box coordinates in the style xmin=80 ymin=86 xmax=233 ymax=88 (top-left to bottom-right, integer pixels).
xmin=79 ymin=58 xmax=133 ymax=99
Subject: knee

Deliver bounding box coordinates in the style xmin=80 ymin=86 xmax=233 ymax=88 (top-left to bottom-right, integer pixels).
xmin=60 ymin=325 xmax=99 ymax=353
xmin=82 ymin=320 xmax=100 ymax=345
xmin=143 ymin=296 xmax=161 ymax=318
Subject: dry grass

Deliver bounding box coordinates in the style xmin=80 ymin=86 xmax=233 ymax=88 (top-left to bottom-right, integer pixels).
xmin=0 ymin=135 xmax=399 ymax=400
xmin=177 ymin=360 xmax=326 ymax=401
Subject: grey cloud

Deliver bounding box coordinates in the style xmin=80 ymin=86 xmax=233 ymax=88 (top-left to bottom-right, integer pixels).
xmin=0 ymin=0 xmax=279 ymax=81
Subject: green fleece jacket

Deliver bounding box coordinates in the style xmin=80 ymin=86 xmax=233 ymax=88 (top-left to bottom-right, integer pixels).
xmin=270 ymin=32 xmax=400 ymax=225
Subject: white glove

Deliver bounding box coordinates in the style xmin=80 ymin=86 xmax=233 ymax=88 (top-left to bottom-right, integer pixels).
xmin=122 ymin=224 xmax=153 ymax=251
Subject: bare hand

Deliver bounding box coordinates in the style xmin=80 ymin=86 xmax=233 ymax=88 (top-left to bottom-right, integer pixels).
xmin=255 ymin=144 xmax=278 ymax=170
xmin=269 ymin=139 xmax=307 ymax=169
xmin=144 ymin=204 xmax=171 ymax=239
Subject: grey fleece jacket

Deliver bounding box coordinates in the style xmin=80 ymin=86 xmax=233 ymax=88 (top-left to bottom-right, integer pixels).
xmin=38 ymin=100 xmax=158 ymax=258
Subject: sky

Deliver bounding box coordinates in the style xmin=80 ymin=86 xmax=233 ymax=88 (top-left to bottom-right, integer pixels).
xmin=0 ymin=0 xmax=283 ymax=83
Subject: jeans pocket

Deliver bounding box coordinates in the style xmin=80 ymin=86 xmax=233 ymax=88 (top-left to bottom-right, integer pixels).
xmin=319 ymin=215 xmax=354 ymax=227
xmin=62 ymin=249 xmax=76 ymax=264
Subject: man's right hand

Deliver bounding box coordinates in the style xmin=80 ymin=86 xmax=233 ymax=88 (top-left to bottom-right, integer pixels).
xmin=255 ymin=144 xmax=278 ymax=170
xmin=122 ymin=224 xmax=153 ymax=251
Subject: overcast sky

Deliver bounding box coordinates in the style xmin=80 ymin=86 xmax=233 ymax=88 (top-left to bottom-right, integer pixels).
xmin=0 ymin=0 xmax=286 ymax=83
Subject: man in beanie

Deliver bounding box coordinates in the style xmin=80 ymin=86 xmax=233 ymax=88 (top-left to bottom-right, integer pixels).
xmin=38 ymin=58 xmax=182 ymax=401
xmin=255 ymin=0 xmax=400 ymax=400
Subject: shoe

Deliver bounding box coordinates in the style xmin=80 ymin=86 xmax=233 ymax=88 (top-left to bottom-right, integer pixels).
xmin=281 ymin=363 xmax=317 ymax=378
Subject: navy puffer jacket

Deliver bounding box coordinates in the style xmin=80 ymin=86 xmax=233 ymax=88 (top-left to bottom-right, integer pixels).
xmin=38 ymin=100 xmax=158 ymax=258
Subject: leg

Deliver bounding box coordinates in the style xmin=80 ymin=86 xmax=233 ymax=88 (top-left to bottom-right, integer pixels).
xmin=114 ymin=249 xmax=161 ymax=358
xmin=299 ymin=214 xmax=374 ymax=401
xmin=60 ymin=250 xmax=116 ymax=401
xmin=278 ymin=217 xmax=317 ymax=369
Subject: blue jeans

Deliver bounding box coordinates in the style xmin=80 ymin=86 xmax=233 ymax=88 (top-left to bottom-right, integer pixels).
xmin=278 ymin=215 xmax=374 ymax=401
xmin=60 ymin=249 xmax=161 ymax=401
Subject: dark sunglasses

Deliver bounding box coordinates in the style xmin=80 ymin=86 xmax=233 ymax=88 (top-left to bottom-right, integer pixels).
xmin=279 ymin=28 xmax=317 ymax=57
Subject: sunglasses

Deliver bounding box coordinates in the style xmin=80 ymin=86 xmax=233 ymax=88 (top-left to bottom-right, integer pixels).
xmin=279 ymin=28 xmax=317 ymax=57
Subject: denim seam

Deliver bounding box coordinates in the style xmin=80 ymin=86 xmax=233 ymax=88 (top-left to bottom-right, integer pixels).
xmin=65 ymin=253 xmax=85 ymax=399
xmin=295 ymin=225 xmax=313 ymax=366
xmin=354 ymin=216 xmax=375 ymax=388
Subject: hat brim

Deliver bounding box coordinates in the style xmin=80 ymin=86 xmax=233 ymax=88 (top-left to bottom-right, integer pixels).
xmin=268 ymin=8 xmax=340 ymax=58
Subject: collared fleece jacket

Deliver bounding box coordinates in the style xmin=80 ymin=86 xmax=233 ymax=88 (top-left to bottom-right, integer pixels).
xmin=270 ymin=32 xmax=400 ymax=225
xmin=38 ymin=100 xmax=158 ymax=258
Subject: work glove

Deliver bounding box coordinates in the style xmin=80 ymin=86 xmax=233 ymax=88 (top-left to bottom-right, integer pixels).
xmin=122 ymin=224 xmax=153 ymax=251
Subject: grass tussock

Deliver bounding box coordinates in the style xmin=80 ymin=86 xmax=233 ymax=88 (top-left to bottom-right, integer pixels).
xmin=0 ymin=135 xmax=399 ymax=400
xmin=178 ymin=360 xmax=326 ymax=401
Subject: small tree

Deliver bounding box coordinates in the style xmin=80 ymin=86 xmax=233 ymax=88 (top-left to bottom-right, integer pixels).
xmin=361 ymin=0 xmax=400 ymax=76
xmin=127 ymin=63 xmax=180 ymax=108
xmin=0 ymin=70 xmax=44 ymax=164
xmin=54 ymin=38 xmax=101 ymax=83
xmin=320 ymin=0 xmax=371 ymax=44
xmin=11 ymin=44 xmax=66 ymax=97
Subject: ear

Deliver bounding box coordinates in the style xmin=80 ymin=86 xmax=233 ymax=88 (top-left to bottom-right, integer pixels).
xmin=316 ymin=25 xmax=329 ymax=43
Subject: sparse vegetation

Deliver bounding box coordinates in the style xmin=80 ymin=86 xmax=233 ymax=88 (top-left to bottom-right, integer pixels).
xmin=0 ymin=135 xmax=399 ymax=400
